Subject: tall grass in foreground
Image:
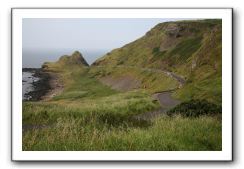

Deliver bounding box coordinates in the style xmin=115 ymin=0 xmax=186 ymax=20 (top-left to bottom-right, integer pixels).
xmin=23 ymin=115 xmax=221 ymax=151
xmin=23 ymin=91 xmax=159 ymax=126
xmin=22 ymin=62 xmax=221 ymax=151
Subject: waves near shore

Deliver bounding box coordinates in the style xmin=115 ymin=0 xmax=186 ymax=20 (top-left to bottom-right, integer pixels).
xmin=22 ymin=68 xmax=51 ymax=101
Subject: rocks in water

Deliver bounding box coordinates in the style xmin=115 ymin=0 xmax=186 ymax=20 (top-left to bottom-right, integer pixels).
xmin=23 ymin=69 xmax=51 ymax=101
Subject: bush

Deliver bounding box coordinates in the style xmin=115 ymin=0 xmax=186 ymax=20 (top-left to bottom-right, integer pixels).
xmin=166 ymin=99 xmax=222 ymax=117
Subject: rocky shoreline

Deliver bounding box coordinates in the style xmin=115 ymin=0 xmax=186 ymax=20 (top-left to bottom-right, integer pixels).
xmin=23 ymin=68 xmax=51 ymax=101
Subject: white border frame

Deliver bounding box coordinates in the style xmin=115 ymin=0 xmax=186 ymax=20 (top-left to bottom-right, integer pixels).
xmin=12 ymin=8 xmax=232 ymax=161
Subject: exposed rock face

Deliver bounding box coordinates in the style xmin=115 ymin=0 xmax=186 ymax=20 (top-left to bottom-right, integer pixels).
xmin=164 ymin=23 xmax=184 ymax=37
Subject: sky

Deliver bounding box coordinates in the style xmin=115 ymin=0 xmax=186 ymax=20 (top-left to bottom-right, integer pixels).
xmin=22 ymin=18 xmax=187 ymax=51
xmin=22 ymin=18 xmax=194 ymax=67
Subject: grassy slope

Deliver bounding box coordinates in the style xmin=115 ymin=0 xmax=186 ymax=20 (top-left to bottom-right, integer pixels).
xmin=88 ymin=65 xmax=178 ymax=93
xmin=173 ymin=24 xmax=222 ymax=104
xmin=24 ymin=62 xmax=160 ymax=125
xmin=23 ymin=56 xmax=221 ymax=151
xmin=93 ymin=19 xmax=222 ymax=104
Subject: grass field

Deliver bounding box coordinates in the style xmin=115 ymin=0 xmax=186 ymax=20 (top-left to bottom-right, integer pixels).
xmin=23 ymin=114 xmax=221 ymax=151
xmin=22 ymin=62 xmax=222 ymax=151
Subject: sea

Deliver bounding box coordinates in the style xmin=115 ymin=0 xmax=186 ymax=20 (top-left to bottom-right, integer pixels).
xmin=22 ymin=71 xmax=40 ymax=100
xmin=22 ymin=49 xmax=108 ymax=100
xmin=22 ymin=49 xmax=108 ymax=68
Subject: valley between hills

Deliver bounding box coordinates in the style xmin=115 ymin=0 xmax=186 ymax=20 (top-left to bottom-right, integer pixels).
xmin=23 ymin=19 xmax=222 ymax=151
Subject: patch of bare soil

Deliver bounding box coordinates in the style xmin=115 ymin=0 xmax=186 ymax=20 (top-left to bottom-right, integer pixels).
xmin=153 ymin=91 xmax=180 ymax=108
xmin=41 ymin=72 xmax=64 ymax=101
xmin=135 ymin=91 xmax=180 ymax=120
xmin=100 ymin=75 xmax=141 ymax=91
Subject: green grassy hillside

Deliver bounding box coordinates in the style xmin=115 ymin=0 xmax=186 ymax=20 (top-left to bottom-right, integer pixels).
xmin=88 ymin=65 xmax=178 ymax=94
xmin=93 ymin=19 xmax=222 ymax=104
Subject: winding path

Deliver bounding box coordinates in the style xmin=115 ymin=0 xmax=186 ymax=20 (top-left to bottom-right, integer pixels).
xmin=155 ymin=91 xmax=180 ymax=108
xmin=135 ymin=91 xmax=180 ymax=120
xmin=138 ymin=67 xmax=185 ymax=88
xmin=93 ymin=65 xmax=185 ymax=120
xmin=102 ymin=66 xmax=185 ymax=120
xmin=93 ymin=65 xmax=185 ymax=89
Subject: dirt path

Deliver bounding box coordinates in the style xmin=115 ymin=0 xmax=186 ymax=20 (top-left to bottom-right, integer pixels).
xmin=154 ymin=91 xmax=180 ymax=108
xmin=41 ymin=72 xmax=64 ymax=101
xmin=139 ymin=67 xmax=185 ymax=88
xmin=135 ymin=91 xmax=180 ymax=120
xmin=94 ymin=65 xmax=185 ymax=88
xmin=94 ymin=65 xmax=184 ymax=120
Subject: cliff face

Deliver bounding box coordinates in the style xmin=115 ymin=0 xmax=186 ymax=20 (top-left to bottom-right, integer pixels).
xmin=92 ymin=19 xmax=222 ymax=104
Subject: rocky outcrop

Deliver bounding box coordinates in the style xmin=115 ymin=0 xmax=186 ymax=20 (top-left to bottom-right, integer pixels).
xmin=58 ymin=51 xmax=89 ymax=66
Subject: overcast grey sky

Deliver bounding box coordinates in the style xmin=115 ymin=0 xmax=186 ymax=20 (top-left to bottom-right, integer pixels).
xmin=23 ymin=18 xmax=187 ymax=51
xmin=23 ymin=18 xmax=197 ymax=67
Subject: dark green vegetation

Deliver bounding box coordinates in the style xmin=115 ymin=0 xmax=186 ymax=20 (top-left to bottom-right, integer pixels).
xmin=169 ymin=36 xmax=202 ymax=63
xmin=166 ymin=99 xmax=222 ymax=117
xmin=23 ymin=19 xmax=222 ymax=151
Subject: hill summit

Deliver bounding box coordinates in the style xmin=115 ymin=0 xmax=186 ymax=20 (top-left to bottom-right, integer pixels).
xmin=42 ymin=51 xmax=89 ymax=70
xmin=93 ymin=19 xmax=221 ymax=73
xmin=58 ymin=51 xmax=89 ymax=66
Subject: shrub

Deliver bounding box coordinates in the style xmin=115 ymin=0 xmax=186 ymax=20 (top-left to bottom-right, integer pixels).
xmin=166 ymin=99 xmax=222 ymax=117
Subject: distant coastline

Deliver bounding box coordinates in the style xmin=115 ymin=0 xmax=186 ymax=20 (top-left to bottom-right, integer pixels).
xmin=22 ymin=49 xmax=108 ymax=68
